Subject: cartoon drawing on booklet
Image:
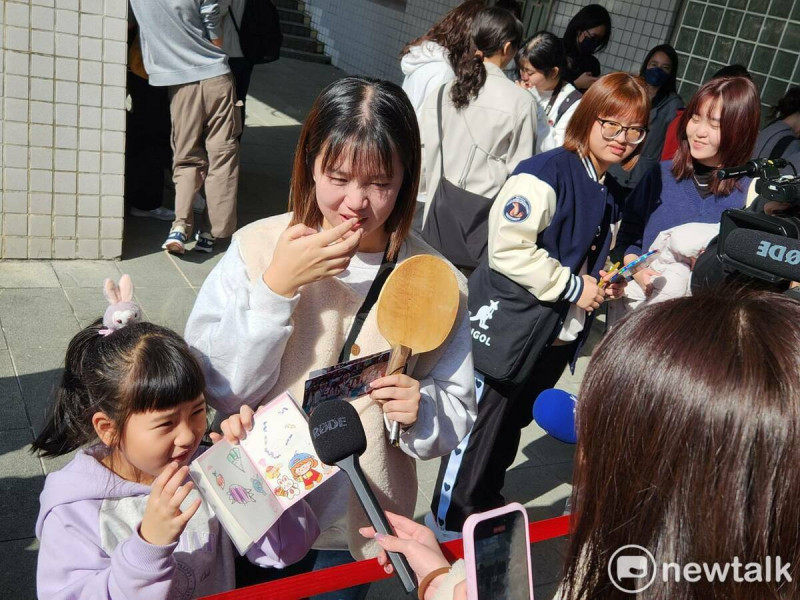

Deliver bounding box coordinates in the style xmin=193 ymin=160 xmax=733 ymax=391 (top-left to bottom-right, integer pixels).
xmin=289 ymin=452 xmax=323 ymax=490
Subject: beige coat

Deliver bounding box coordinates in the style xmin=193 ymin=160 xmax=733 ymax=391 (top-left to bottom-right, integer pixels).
xmin=420 ymin=61 xmax=537 ymax=223
xmin=231 ymin=214 xmax=472 ymax=558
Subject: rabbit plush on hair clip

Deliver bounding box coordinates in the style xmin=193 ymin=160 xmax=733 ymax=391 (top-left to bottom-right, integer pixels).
xmin=99 ymin=274 xmax=141 ymax=336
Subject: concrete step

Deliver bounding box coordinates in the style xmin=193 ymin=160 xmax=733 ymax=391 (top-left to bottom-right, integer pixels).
xmin=281 ymin=21 xmax=315 ymax=38
xmin=277 ymin=7 xmax=308 ymax=24
xmin=280 ymin=48 xmax=332 ymax=64
xmin=282 ymin=32 xmax=323 ymax=54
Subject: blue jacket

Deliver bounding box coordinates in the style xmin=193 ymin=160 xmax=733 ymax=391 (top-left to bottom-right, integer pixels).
xmin=486 ymin=147 xmax=625 ymax=361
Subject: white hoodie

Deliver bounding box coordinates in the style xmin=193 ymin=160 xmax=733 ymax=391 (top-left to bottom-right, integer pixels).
xmin=401 ymin=41 xmax=455 ymax=118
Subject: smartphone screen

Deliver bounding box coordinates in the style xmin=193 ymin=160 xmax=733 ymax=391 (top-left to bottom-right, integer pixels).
xmin=473 ymin=510 xmax=532 ymax=599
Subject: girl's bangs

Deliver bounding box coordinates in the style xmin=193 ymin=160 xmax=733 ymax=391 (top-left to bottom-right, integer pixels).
xmin=123 ymin=336 xmax=206 ymax=413
xmin=319 ymin=127 xmax=396 ymax=181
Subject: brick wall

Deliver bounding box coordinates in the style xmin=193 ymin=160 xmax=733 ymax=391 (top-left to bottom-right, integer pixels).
xmin=1 ymin=0 xmax=128 ymax=260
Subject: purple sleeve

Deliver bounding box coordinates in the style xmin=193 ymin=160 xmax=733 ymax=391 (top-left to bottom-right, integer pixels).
xmin=37 ymin=508 xmax=177 ymax=600
xmin=245 ymin=500 xmax=320 ymax=568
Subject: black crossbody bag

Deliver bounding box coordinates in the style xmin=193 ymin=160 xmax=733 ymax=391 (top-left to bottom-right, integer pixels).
xmin=467 ymin=260 xmax=567 ymax=386
xmin=421 ymin=86 xmax=493 ymax=270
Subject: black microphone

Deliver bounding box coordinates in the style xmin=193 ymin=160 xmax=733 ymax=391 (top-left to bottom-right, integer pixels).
xmin=716 ymin=158 xmax=787 ymax=180
xmin=308 ymin=401 xmax=417 ymax=594
xmin=725 ymin=228 xmax=800 ymax=281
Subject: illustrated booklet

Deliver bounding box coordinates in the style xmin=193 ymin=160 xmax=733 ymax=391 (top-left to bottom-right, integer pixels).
xmin=189 ymin=391 xmax=338 ymax=554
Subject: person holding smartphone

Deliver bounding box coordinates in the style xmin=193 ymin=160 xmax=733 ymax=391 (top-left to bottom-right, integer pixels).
xmin=362 ymin=287 xmax=800 ymax=600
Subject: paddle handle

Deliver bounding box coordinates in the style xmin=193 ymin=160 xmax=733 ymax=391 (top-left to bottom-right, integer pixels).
xmin=387 ymin=344 xmax=412 ymax=447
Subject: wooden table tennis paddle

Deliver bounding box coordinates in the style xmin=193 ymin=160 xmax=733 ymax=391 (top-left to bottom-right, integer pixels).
xmin=376 ymin=255 xmax=460 ymax=446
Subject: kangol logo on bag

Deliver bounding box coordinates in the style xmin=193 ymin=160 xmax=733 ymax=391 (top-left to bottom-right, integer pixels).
xmin=469 ymin=300 xmax=498 ymax=347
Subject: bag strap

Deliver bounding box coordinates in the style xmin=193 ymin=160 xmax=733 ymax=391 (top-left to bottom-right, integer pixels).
xmin=337 ymin=244 xmax=397 ymax=363
xmin=770 ymin=133 xmax=796 ymax=160
xmin=554 ymin=89 xmax=582 ymax=126
xmin=436 ymin=85 xmax=446 ymax=177
xmin=543 ymin=80 xmax=564 ymax=117
xmin=228 ymin=0 xmax=245 ymax=56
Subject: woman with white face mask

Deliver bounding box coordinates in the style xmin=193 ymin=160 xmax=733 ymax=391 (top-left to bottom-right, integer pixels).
xmin=609 ymin=44 xmax=684 ymax=193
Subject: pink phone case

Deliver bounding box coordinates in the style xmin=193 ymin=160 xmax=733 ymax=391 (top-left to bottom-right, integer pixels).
xmin=462 ymin=503 xmax=534 ymax=600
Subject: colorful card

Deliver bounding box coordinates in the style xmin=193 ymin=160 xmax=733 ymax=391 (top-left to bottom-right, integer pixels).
xmin=302 ymin=350 xmax=390 ymax=415
xmin=189 ymin=392 xmax=337 ymax=555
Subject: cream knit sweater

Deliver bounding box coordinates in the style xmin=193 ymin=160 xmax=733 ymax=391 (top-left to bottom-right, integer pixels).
xmin=185 ymin=213 xmax=476 ymax=558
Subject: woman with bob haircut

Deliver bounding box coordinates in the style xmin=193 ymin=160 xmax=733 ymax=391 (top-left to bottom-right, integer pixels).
xmin=616 ymin=76 xmax=760 ymax=299
xmin=428 ymin=72 xmax=650 ymax=540
xmin=185 ymin=77 xmax=477 ymax=598
xmin=360 ymin=288 xmax=800 ymax=600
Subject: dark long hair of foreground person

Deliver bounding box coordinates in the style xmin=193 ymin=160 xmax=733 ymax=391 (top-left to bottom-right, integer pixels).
xmin=562 ymin=288 xmax=800 ymax=599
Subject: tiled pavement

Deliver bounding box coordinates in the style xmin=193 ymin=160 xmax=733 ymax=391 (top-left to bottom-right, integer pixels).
xmin=0 ymin=57 xmax=600 ymax=599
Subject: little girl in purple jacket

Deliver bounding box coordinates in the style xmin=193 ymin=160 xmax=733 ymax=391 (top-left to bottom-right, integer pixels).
xmin=33 ymin=320 xmax=318 ymax=599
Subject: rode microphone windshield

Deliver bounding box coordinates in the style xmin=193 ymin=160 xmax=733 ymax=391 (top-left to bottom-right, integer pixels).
xmin=308 ymin=401 xmax=416 ymax=594
xmin=724 ymin=228 xmax=800 ymax=282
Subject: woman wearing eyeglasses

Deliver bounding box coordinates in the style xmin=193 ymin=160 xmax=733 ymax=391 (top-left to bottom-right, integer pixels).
xmin=615 ymin=76 xmax=761 ymax=299
xmin=428 ymin=73 xmax=651 ymax=540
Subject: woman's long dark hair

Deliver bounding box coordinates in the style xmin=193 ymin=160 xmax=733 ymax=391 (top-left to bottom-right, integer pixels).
xmin=289 ymin=77 xmax=420 ymax=261
xmin=563 ymin=3 xmax=611 ymax=57
xmin=451 ymin=7 xmax=523 ymax=109
xmin=561 ymin=289 xmax=800 ymax=600
xmin=515 ymin=31 xmax=566 ymax=80
xmin=32 ymin=321 xmax=205 ymax=457
xmin=639 ymin=43 xmax=679 ymax=98
xmin=401 ymin=0 xmax=486 ymax=72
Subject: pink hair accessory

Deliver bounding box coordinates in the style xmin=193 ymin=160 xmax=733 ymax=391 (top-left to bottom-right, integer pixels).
xmin=99 ymin=274 xmax=141 ymax=336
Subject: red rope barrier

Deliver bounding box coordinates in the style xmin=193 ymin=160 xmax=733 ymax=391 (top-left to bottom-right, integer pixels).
xmin=203 ymin=515 xmax=571 ymax=600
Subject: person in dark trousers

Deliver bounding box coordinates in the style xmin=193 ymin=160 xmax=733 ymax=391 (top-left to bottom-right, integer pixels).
xmin=124 ymin=23 xmax=174 ymax=221
xmin=561 ymin=4 xmax=611 ymax=91
xmin=428 ymin=73 xmax=650 ymax=538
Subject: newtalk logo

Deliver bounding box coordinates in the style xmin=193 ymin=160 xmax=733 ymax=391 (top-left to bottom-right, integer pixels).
xmin=609 ymin=545 xmax=792 ymax=594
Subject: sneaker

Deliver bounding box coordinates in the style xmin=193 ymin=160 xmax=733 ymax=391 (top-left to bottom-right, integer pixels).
xmin=162 ymin=227 xmax=187 ymax=254
xmin=194 ymin=231 xmax=215 ymax=253
xmin=130 ymin=206 xmax=176 ymax=221
xmin=424 ymin=511 xmax=463 ymax=543
xmin=193 ymin=193 xmax=206 ymax=214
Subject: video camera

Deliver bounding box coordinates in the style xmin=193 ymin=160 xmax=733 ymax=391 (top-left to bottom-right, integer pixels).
xmin=714 ymin=158 xmax=800 ymax=284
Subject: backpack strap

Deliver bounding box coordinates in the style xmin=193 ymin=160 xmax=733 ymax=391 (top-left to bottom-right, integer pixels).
xmin=228 ymin=0 xmax=246 ymax=56
xmin=554 ymin=89 xmax=583 ymax=126
xmin=769 ymin=133 xmax=796 ymax=159
xmin=436 ymin=85 xmax=445 ymax=177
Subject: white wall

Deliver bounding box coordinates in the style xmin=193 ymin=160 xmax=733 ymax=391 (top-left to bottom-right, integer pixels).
xmin=1 ymin=0 xmax=128 ymax=259
xmin=303 ymin=0 xmax=463 ymax=84
xmin=301 ymin=0 xmax=683 ymax=86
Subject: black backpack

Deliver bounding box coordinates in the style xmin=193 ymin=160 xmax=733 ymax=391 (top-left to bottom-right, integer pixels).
xmin=229 ymin=0 xmax=283 ymax=64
